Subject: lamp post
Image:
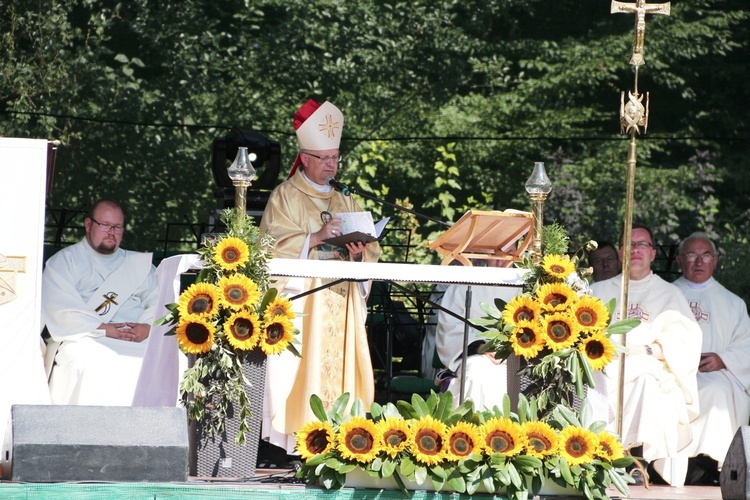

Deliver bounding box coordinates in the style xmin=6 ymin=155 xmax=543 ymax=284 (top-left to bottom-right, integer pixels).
xmin=227 ymin=147 xmax=257 ymax=215
xmin=525 ymin=161 xmax=553 ymax=264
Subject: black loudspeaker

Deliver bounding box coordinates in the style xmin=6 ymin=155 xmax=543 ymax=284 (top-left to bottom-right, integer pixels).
xmin=721 ymin=426 xmax=750 ymax=499
xmin=2 ymin=405 xmax=189 ymax=482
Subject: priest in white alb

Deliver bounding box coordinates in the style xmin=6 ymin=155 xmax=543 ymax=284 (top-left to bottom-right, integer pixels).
xmin=673 ymin=232 xmax=750 ymax=482
xmin=435 ymin=259 xmax=519 ymax=410
xmin=42 ymin=198 xmax=158 ymax=406
xmin=590 ymin=224 xmax=701 ymax=486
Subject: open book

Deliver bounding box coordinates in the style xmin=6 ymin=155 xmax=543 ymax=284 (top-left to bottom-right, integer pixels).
xmin=323 ymin=212 xmax=390 ymax=247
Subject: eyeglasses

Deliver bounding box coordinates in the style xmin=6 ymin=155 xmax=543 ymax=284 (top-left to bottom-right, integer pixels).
xmin=630 ymin=241 xmax=653 ymax=249
xmin=683 ymin=252 xmax=714 ymax=263
xmin=305 ymin=152 xmax=342 ymax=164
xmin=90 ymin=217 xmax=125 ymax=234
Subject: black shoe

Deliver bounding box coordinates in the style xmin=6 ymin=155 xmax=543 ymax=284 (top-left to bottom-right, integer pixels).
xmin=686 ymin=455 xmax=720 ymax=486
xmin=646 ymin=461 xmax=668 ymax=485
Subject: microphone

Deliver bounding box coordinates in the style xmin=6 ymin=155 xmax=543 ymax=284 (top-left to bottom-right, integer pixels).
xmin=326 ymin=176 xmax=351 ymax=196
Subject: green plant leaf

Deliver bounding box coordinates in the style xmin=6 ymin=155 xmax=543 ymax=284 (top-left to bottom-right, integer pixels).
xmin=310 ymin=394 xmax=327 ymax=422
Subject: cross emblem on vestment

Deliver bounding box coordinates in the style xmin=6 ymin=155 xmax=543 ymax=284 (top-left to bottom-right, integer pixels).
xmin=611 ymin=0 xmax=671 ymax=66
xmin=95 ymin=292 xmax=119 ymax=316
xmin=318 ymin=113 xmax=341 ymax=139
xmin=0 ymin=255 xmax=26 ymax=306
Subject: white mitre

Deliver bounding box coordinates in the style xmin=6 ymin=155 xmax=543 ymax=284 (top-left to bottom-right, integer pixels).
xmin=295 ymin=101 xmax=344 ymax=151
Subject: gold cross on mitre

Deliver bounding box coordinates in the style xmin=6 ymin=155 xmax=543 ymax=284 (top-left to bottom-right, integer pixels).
xmin=611 ymin=0 xmax=671 ymax=67
xmin=0 ymin=255 xmax=26 ymax=306
xmin=318 ymin=113 xmax=341 ymax=139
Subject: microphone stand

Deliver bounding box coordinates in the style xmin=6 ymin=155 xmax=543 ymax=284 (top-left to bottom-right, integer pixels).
xmin=336 ymin=183 xmax=452 ymax=228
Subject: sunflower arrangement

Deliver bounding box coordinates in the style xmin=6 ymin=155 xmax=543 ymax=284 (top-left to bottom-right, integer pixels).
xmin=157 ymin=209 xmax=300 ymax=445
xmin=295 ymin=391 xmax=634 ymax=500
xmin=476 ymin=237 xmax=639 ymax=419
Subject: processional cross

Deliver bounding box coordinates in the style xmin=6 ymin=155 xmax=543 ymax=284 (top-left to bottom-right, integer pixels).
xmin=611 ymin=0 xmax=671 ymax=67
xmin=610 ymin=0 xmax=670 ymax=439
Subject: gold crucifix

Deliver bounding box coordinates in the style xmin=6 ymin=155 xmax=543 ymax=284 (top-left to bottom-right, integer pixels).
xmin=95 ymin=292 xmax=119 ymax=315
xmin=611 ymin=0 xmax=671 ymax=67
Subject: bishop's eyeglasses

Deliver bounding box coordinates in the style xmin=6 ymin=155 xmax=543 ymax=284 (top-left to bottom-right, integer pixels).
xmin=90 ymin=217 xmax=125 ymax=234
xmin=304 ymin=152 xmax=343 ymax=164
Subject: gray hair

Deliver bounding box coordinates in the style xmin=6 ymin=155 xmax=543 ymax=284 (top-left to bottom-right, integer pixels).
xmin=678 ymin=231 xmax=717 ymax=255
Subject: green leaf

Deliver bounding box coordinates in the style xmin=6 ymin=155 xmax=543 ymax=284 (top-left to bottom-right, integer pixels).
xmin=512 ymin=454 xmax=543 ymax=470
xmin=578 ymin=349 xmax=596 ymax=390
xmin=559 ymin=458 xmax=575 ymax=485
xmin=399 ymin=455 xmax=416 ymax=477
xmin=414 ymin=464 xmax=428 ymax=485
xmin=411 ymin=393 xmax=430 ymax=417
xmin=310 ymin=394 xmax=327 ymax=422
xmin=607 ymin=319 xmax=641 ymax=335
xmin=331 ymin=393 xmax=351 ymax=418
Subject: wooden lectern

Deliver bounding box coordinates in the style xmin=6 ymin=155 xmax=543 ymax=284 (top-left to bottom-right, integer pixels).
xmin=429 ymin=209 xmax=533 ymax=266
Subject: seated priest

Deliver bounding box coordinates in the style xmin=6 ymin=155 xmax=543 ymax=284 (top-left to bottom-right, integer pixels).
xmin=42 ymin=198 xmax=158 ymax=406
xmin=590 ymin=223 xmax=701 ymax=486
xmin=435 ymin=258 xmax=520 ymax=410
xmin=259 ymin=99 xmax=381 ymax=454
xmin=672 ymin=232 xmax=750 ymax=485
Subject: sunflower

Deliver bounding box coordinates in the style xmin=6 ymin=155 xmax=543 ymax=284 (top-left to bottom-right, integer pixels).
xmin=177 ymin=282 xmax=220 ymax=318
xmin=579 ymin=332 xmax=616 ymax=370
xmin=559 ymin=426 xmax=598 ymax=465
xmin=336 ymin=416 xmax=381 ymax=464
xmin=264 ymin=295 xmax=296 ymax=320
xmin=258 ymin=315 xmax=295 ymax=355
xmin=378 ymin=417 xmax=410 ymax=459
xmin=542 ymin=312 xmax=580 ymax=351
xmin=213 ymin=236 xmax=250 ymax=272
xmin=478 ymin=417 xmax=527 ymax=457
xmin=509 ymin=320 xmax=546 ymax=359
xmin=502 ymin=295 xmax=542 ymax=325
xmin=596 ymin=431 xmax=625 ymax=461
xmin=536 ymin=282 xmax=577 ymax=312
xmin=409 ymin=416 xmax=448 ymax=466
xmin=175 ymin=315 xmax=216 ymax=354
xmin=217 ymin=274 xmax=260 ymax=311
xmin=295 ymin=420 xmax=335 ymax=460
xmin=522 ymin=421 xmax=558 ymax=458
xmin=224 ymin=311 xmax=261 ymax=350
xmin=570 ymin=295 xmax=609 ymax=333
xmin=542 ymin=254 xmax=576 ymax=279
xmin=445 ymin=421 xmax=481 ymax=461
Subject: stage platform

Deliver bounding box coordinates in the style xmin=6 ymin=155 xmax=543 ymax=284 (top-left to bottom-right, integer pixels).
xmin=0 ymin=469 xmax=723 ymax=499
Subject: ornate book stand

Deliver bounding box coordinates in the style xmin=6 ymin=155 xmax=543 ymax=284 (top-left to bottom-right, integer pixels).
xmin=429 ymin=209 xmax=533 ymax=266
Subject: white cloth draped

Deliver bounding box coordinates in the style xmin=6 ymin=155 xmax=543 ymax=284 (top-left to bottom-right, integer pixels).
xmin=132 ymin=253 xmax=201 ymax=407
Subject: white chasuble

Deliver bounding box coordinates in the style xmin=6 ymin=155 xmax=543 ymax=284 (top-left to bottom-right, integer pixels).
xmin=260 ymin=170 xmax=381 ymax=452
xmin=590 ymin=273 xmax=701 ymax=466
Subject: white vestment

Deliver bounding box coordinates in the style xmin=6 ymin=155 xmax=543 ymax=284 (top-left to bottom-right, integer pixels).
xmin=42 ymin=238 xmax=158 ymax=406
xmin=590 ymin=273 xmax=701 ymax=472
xmin=674 ymin=276 xmax=750 ymax=465
xmin=436 ymin=284 xmax=519 ymax=410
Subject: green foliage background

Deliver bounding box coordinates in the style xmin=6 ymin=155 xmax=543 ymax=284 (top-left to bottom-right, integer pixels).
xmin=2 ymin=0 xmax=748 ymax=299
